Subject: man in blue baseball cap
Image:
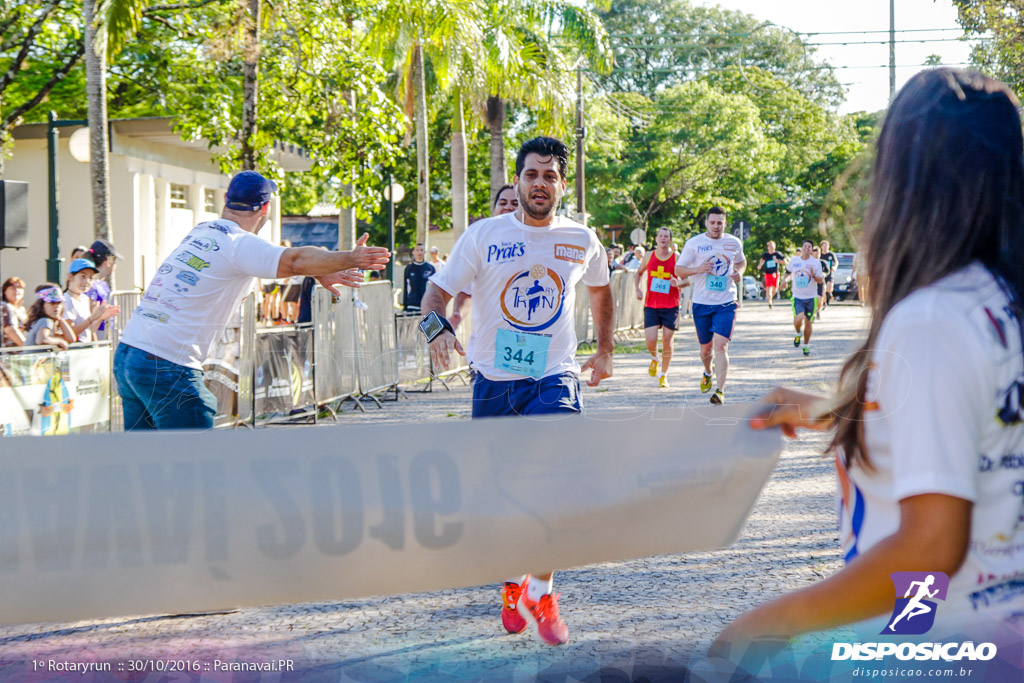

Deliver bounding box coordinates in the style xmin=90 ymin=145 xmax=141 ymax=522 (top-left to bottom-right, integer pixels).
xmin=114 ymin=169 xmax=391 ymax=430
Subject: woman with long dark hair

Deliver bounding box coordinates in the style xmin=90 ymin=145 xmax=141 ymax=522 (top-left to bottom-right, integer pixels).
xmin=712 ymin=69 xmax=1024 ymax=652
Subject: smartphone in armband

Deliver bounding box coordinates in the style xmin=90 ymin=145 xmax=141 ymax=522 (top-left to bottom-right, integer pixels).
xmin=418 ymin=311 xmax=454 ymax=342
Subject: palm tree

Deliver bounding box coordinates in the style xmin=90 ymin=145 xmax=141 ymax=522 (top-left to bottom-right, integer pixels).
xmin=84 ymin=0 xmax=155 ymax=240
xmin=477 ymin=0 xmax=612 ymax=202
xmin=366 ymin=0 xmax=482 ymax=247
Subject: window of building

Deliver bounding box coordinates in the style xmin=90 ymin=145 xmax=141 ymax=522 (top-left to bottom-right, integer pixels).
xmin=170 ymin=184 xmax=188 ymax=209
xmin=204 ymin=188 xmax=216 ymax=213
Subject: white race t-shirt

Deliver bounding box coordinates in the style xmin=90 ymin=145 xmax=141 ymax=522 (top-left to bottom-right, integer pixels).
xmin=838 ymin=263 xmax=1024 ymax=627
xmin=63 ymin=291 xmax=94 ymax=342
xmin=430 ymin=212 xmax=609 ymax=381
xmin=119 ymin=219 xmax=285 ymax=369
xmin=786 ymin=255 xmax=824 ymax=300
xmin=676 ymin=233 xmax=746 ymax=305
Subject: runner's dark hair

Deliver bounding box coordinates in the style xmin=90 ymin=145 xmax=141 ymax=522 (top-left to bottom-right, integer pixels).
xmin=832 ymin=69 xmax=1024 ymax=469
xmin=707 ymin=206 xmax=726 ymax=219
xmin=515 ymin=137 xmax=569 ymax=180
xmin=492 ymin=184 xmax=515 ymax=209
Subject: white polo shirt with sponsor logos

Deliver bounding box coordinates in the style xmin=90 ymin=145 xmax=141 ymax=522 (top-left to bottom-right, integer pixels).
xmin=119 ymin=219 xmax=285 ymax=369
xmin=430 ymin=212 xmax=608 ymax=381
xmin=676 ymin=232 xmax=746 ymax=305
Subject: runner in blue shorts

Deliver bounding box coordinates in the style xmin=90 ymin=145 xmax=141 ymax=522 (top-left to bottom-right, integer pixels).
xmin=421 ymin=136 xmax=615 ymax=646
xmin=674 ymin=207 xmax=746 ymax=404
xmin=784 ymin=240 xmax=825 ymax=356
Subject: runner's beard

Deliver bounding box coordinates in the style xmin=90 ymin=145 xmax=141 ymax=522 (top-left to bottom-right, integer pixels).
xmin=518 ymin=185 xmax=559 ymax=221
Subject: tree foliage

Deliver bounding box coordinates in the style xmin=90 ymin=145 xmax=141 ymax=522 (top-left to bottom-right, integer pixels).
xmin=952 ymin=0 xmax=1024 ymax=95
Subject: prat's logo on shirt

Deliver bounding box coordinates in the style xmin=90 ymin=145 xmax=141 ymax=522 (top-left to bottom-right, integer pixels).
xmin=554 ymin=243 xmax=586 ymax=264
xmin=487 ymin=241 xmax=525 ymax=264
xmin=175 ymin=251 xmax=211 ymax=272
xmin=697 ymin=244 xmax=714 ymax=254
xmin=500 ymin=264 xmax=565 ymax=332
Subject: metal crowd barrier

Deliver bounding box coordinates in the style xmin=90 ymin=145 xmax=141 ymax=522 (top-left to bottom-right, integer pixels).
xmin=0 ymin=341 xmax=113 ymax=436
xmin=610 ymin=271 xmax=644 ymax=333
xmin=312 ymin=286 xmax=357 ymax=406
xmin=13 ymin=271 xmax=629 ymax=435
xmin=352 ymin=281 xmax=400 ymax=396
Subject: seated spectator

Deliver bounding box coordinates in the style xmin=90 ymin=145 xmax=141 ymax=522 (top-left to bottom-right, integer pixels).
xmin=63 ymin=258 xmax=118 ymax=342
xmin=25 ymin=285 xmax=76 ymax=349
xmin=2 ymin=276 xmax=27 ymax=347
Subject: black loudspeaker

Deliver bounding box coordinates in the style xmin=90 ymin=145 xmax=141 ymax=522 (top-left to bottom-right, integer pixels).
xmin=0 ymin=180 xmax=29 ymax=249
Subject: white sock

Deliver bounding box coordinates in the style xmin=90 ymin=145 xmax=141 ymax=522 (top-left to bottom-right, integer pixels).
xmin=527 ymin=576 xmax=553 ymax=602
xmin=658 ymin=371 xmax=666 ymax=378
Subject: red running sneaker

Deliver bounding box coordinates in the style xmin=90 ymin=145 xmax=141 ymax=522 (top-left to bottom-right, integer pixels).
xmin=501 ymin=581 xmax=528 ymax=634
xmin=516 ymin=581 xmax=569 ymax=646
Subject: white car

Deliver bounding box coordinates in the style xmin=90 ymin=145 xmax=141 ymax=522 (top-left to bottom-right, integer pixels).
xmin=743 ymin=275 xmax=762 ymax=300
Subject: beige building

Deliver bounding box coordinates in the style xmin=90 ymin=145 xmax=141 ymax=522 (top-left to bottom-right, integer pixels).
xmin=4 ymin=117 xmax=309 ymax=291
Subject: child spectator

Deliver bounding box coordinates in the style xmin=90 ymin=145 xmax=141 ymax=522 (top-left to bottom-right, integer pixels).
xmin=63 ymin=258 xmax=118 ymax=342
xmin=25 ymin=285 xmax=76 ymax=349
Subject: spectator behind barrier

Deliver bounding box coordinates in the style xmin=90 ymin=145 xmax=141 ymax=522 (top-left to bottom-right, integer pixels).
xmin=2 ymin=276 xmax=27 ymax=347
xmin=63 ymin=258 xmax=119 ymax=342
xmin=86 ymin=238 xmax=121 ymax=340
xmin=25 ymin=285 xmax=77 ymax=349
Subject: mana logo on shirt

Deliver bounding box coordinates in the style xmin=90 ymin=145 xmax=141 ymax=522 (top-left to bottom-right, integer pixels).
xmin=500 ymin=264 xmax=565 ymax=332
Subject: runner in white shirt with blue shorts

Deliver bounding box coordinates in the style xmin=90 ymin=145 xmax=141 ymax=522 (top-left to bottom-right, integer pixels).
xmin=785 ymin=239 xmax=825 ymax=356
xmin=675 ymin=207 xmax=746 ymax=404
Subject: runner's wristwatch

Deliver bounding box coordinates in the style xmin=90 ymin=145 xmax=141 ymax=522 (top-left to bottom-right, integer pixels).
xmin=419 ymin=311 xmax=455 ymax=342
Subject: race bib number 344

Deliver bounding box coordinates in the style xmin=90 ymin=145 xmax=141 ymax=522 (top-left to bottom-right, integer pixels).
xmin=495 ymin=329 xmax=550 ymax=378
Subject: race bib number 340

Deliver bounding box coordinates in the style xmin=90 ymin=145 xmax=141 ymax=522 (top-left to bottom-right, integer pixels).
xmin=706 ymin=274 xmax=728 ymax=292
xmin=495 ymin=329 xmax=550 ymax=378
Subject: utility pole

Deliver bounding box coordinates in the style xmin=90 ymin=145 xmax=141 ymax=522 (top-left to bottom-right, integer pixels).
xmin=889 ymin=0 xmax=896 ymax=102
xmin=575 ymin=68 xmax=586 ymax=224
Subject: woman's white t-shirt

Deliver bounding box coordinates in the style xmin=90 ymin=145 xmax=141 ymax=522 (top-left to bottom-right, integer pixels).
xmin=839 ymin=263 xmax=1024 ymax=628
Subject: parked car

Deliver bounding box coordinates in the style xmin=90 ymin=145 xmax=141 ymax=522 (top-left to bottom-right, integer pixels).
xmin=832 ymin=252 xmax=858 ymax=301
xmin=742 ymin=275 xmax=763 ymax=300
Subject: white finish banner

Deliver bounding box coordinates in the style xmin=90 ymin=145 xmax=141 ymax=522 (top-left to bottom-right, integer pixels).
xmin=0 ymin=405 xmax=780 ymax=625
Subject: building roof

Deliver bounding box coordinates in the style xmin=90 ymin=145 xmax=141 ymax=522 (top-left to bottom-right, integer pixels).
xmin=14 ymin=117 xmax=312 ymax=172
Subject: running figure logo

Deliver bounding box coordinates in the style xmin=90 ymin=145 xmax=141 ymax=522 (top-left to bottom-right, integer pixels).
xmin=883 ymin=571 xmax=949 ymax=635
xmin=499 ymin=264 xmax=566 ymax=332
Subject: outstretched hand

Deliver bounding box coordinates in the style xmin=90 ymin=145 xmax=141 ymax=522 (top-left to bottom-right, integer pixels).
xmin=350 ymin=232 xmax=391 ymax=271
xmin=316 ymin=270 xmax=364 ymax=296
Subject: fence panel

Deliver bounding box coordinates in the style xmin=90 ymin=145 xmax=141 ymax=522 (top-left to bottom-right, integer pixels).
xmin=574 ymin=281 xmax=593 ymax=343
xmin=352 ymin=281 xmax=398 ymax=394
xmin=252 ymin=325 xmax=315 ymax=422
xmin=1 ymin=343 xmax=112 ymax=436
xmin=313 ymin=286 xmax=356 ymax=404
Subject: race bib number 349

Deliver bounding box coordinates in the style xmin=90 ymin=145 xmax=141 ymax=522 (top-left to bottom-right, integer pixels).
xmin=495 ymin=329 xmax=550 ymax=378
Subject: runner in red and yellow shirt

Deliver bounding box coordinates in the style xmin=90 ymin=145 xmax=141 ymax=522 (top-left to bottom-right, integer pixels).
xmin=635 ymin=226 xmax=688 ymax=388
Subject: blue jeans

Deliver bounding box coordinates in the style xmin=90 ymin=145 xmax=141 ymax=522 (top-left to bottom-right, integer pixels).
xmin=113 ymin=343 xmax=216 ymax=430
xmin=471 ymin=371 xmax=581 ymax=418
